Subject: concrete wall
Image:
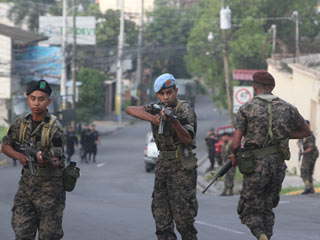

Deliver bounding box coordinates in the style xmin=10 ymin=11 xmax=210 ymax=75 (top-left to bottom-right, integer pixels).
xmin=269 ymin=62 xmax=320 ymax=182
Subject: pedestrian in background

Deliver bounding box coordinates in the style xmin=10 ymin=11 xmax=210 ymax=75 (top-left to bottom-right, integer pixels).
xmin=298 ymin=120 xmax=319 ymax=194
xmin=220 ymin=133 xmax=236 ymax=196
xmin=88 ymin=124 xmax=100 ymax=163
xmin=66 ymin=125 xmax=78 ymax=164
xmin=80 ymin=123 xmax=91 ymax=163
xmin=1 ymin=80 xmax=66 ymax=239
xmin=126 ymin=73 xmax=198 ymax=240
xmin=231 ymin=72 xmax=311 ymax=240
xmin=205 ymin=128 xmax=218 ymax=171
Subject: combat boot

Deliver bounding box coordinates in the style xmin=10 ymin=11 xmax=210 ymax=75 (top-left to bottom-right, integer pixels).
xmin=258 ymin=233 xmax=268 ymax=240
xmin=220 ymin=188 xmax=227 ymax=196
xmin=228 ymin=188 xmax=234 ymax=196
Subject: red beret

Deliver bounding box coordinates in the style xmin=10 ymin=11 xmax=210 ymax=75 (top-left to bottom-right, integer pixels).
xmin=253 ymin=71 xmax=275 ymax=85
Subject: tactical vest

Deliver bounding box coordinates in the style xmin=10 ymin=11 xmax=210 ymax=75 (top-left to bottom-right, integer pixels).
xmin=18 ymin=114 xmax=57 ymax=150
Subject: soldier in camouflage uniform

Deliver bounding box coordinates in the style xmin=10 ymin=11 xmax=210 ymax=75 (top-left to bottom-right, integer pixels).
xmin=220 ymin=133 xmax=236 ymax=196
xmin=126 ymin=73 xmax=198 ymax=240
xmin=299 ymin=120 xmax=319 ymax=194
xmin=1 ymin=80 xmax=66 ymax=240
xmin=230 ymin=72 xmax=311 ymax=240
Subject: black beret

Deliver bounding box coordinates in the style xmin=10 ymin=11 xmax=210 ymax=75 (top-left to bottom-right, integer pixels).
xmin=26 ymin=80 xmax=52 ymax=96
xmin=253 ymin=71 xmax=275 ymax=85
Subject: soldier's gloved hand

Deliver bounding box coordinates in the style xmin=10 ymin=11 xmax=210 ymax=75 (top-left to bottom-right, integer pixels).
xmin=16 ymin=152 xmax=28 ymax=166
xmin=160 ymin=109 xmax=167 ymax=121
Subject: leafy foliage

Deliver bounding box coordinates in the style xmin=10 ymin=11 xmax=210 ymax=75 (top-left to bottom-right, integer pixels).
xmin=76 ymin=68 xmax=106 ymax=122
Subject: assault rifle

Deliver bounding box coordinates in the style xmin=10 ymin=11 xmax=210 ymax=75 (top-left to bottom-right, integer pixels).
xmin=153 ymin=103 xmax=178 ymax=135
xmin=14 ymin=141 xmax=57 ymax=176
xmin=202 ymin=159 xmax=232 ymax=194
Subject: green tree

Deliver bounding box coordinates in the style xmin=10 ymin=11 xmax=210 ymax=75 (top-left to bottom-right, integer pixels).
xmin=186 ymin=0 xmax=320 ymax=109
xmin=76 ymin=68 xmax=106 ymax=122
xmin=143 ymin=3 xmax=198 ymax=79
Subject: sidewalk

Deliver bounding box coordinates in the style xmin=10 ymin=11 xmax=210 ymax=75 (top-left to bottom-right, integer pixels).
xmin=197 ymin=156 xmax=307 ymax=196
xmin=93 ymin=120 xmax=130 ymax=136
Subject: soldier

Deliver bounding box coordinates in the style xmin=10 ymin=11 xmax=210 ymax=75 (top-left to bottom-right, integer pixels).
xmin=126 ymin=73 xmax=198 ymax=240
xmin=1 ymin=80 xmax=66 ymax=239
xmin=66 ymin=125 xmax=78 ymax=164
xmin=80 ymin=123 xmax=91 ymax=163
xmin=88 ymin=124 xmax=100 ymax=163
xmin=205 ymin=128 xmax=218 ymax=171
xmin=230 ymin=71 xmax=311 ymax=240
xmin=220 ymin=133 xmax=236 ymax=196
xmin=298 ymin=120 xmax=319 ymax=194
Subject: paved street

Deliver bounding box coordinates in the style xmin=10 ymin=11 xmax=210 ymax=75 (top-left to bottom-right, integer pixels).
xmin=0 ymin=96 xmax=319 ymax=240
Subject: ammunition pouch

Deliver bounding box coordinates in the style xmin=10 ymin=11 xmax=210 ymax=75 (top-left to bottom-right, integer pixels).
xmin=177 ymin=145 xmax=197 ymax=170
xmin=278 ymin=138 xmax=290 ymax=160
xmin=236 ymin=150 xmax=255 ymax=175
xmin=63 ymin=163 xmax=80 ymax=192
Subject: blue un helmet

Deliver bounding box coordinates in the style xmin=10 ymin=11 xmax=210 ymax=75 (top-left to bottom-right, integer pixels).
xmin=153 ymin=73 xmax=176 ymax=93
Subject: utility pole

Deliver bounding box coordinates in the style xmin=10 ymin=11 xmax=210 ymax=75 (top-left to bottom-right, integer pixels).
xmin=293 ymin=10 xmax=300 ymax=62
xmin=61 ymin=0 xmax=68 ymax=110
xmin=72 ymin=0 xmax=77 ymax=110
xmin=115 ymin=0 xmax=125 ymax=122
xmin=270 ymin=24 xmax=277 ymax=55
xmin=135 ymin=0 xmax=144 ymax=104
xmin=220 ymin=0 xmax=233 ymax=124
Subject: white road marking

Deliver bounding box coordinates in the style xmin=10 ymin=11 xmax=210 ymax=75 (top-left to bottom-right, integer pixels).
xmin=279 ymin=200 xmax=290 ymax=204
xmin=196 ymin=221 xmax=245 ymax=235
xmin=97 ymin=162 xmax=106 ymax=168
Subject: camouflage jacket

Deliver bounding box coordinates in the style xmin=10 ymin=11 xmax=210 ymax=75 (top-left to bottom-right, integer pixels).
xmin=221 ymin=141 xmax=232 ymax=162
xmin=303 ymin=132 xmax=318 ymax=157
xmin=144 ymin=98 xmax=197 ymax=151
xmin=235 ymin=94 xmax=305 ymax=149
xmin=2 ymin=111 xmax=66 ymax=168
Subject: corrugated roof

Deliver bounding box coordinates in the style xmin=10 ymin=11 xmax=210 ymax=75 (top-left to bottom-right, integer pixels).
xmin=0 ymin=23 xmax=48 ymax=45
xmin=233 ymin=69 xmax=266 ymax=81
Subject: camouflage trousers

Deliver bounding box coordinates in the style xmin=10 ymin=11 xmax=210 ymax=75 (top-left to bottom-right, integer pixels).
xmin=152 ymin=157 xmax=198 ymax=240
xmin=237 ymin=154 xmax=286 ymax=239
xmin=12 ymin=170 xmax=66 ymax=240
xmin=223 ymin=166 xmax=236 ymax=191
xmin=300 ymin=155 xmax=317 ymax=185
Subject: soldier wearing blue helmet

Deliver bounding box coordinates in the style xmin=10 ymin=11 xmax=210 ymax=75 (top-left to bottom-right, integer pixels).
xmin=126 ymin=73 xmax=198 ymax=240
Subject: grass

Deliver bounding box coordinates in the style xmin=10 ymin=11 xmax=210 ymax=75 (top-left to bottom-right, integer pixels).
xmin=0 ymin=125 xmax=8 ymax=143
xmin=280 ymin=184 xmax=320 ymax=195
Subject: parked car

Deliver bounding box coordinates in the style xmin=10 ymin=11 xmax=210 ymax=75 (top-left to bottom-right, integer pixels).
xmin=214 ymin=125 xmax=235 ymax=163
xmin=144 ymin=132 xmax=159 ymax=172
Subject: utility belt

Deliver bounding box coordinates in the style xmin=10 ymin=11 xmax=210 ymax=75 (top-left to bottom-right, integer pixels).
xmin=236 ymin=145 xmax=280 ymax=175
xmin=158 ymin=145 xmax=197 ymax=170
xmin=23 ymin=166 xmax=63 ymax=177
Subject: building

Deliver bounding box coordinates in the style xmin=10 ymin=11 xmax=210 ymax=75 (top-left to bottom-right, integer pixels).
xmin=268 ymin=54 xmax=320 ymax=182
xmin=0 ymin=23 xmax=48 ymax=126
xmin=98 ymin=0 xmax=154 ymax=19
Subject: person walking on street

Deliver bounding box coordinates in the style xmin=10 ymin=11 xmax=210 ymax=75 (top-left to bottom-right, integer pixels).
xmin=298 ymin=120 xmax=319 ymax=194
xmin=88 ymin=124 xmax=100 ymax=163
xmin=205 ymin=128 xmax=218 ymax=171
xmin=126 ymin=73 xmax=198 ymax=240
xmin=1 ymin=80 xmax=66 ymax=239
xmin=66 ymin=125 xmax=78 ymax=164
xmin=80 ymin=124 xmax=91 ymax=163
xmin=220 ymin=133 xmax=236 ymax=196
xmin=230 ymin=71 xmax=311 ymax=240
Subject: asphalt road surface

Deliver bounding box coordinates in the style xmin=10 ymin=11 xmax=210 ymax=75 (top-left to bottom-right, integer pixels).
xmin=0 ymin=96 xmax=319 ymax=240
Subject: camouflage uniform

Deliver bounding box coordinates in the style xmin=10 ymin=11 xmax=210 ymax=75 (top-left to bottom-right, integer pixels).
xmin=301 ymin=133 xmax=319 ymax=190
xmin=235 ymin=95 xmax=305 ymax=239
xmin=2 ymin=111 xmax=66 ymax=240
xmin=145 ymin=98 xmax=198 ymax=240
xmin=221 ymin=141 xmax=236 ymax=195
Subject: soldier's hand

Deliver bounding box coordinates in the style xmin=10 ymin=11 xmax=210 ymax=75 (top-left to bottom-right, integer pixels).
xmin=229 ymin=153 xmax=237 ymax=167
xmin=152 ymin=114 xmax=161 ymax=126
xmin=37 ymin=151 xmax=44 ymax=164
xmin=16 ymin=152 xmax=28 ymax=166
xmin=160 ymin=109 xmax=167 ymax=121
